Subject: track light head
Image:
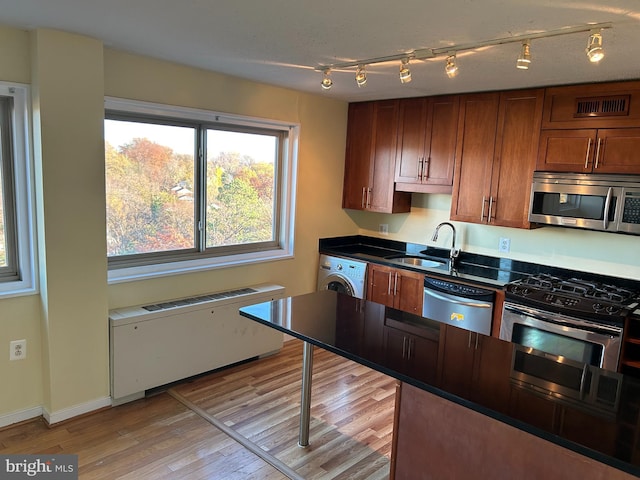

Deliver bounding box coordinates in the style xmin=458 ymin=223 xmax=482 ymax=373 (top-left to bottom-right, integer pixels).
xmin=321 ymin=69 xmax=333 ymax=90
xmin=586 ymin=29 xmax=604 ymax=63
xmin=445 ymin=53 xmax=458 ymax=78
xmin=355 ymin=65 xmax=367 ymax=87
xmin=516 ymin=40 xmax=531 ymax=70
xmin=399 ymin=58 xmax=412 ymax=84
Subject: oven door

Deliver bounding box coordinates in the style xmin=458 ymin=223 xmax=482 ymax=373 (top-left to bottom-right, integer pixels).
xmin=499 ymin=302 xmax=623 ymax=371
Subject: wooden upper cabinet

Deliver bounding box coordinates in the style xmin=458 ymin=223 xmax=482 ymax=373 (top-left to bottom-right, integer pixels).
xmin=538 ymin=128 xmax=640 ymax=174
xmin=539 ymin=81 xmax=640 ymax=174
xmin=451 ymin=89 xmax=544 ymax=228
xmin=395 ymin=96 xmax=459 ymax=193
xmin=542 ymin=81 xmax=640 ymax=129
xmin=342 ymin=100 xmax=411 ymax=213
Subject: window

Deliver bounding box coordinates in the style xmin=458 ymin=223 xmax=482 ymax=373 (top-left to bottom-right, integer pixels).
xmin=0 ymin=83 xmax=36 ymax=297
xmin=104 ymin=98 xmax=297 ymax=282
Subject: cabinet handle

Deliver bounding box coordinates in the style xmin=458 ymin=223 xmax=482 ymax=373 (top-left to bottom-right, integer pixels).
xmin=393 ymin=272 xmax=398 ymax=295
xmin=424 ymin=157 xmax=430 ymax=181
xmin=361 ymin=187 xmax=366 ymax=209
xmin=487 ymin=197 xmax=495 ymax=223
xmin=481 ymin=196 xmax=487 ymax=222
xmin=402 ymin=336 xmax=407 ymax=359
xmin=387 ymin=272 xmax=392 ymax=296
xmin=468 ymin=332 xmax=472 ymax=349
xmin=407 ymin=338 xmax=413 ymax=359
xmin=475 ymin=333 xmax=479 ymax=350
xmin=366 ymin=188 xmax=371 ymax=208
xmin=584 ymin=138 xmax=592 ymax=169
xmin=594 ymin=137 xmax=603 ymax=169
xmin=417 ymin=158 xmax=424 ymax=180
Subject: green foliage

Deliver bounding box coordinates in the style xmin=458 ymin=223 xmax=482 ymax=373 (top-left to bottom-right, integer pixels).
xmin=106 ymin=137 xmax=275 ymax=257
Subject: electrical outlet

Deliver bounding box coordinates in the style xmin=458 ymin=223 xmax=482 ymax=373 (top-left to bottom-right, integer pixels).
xmin=499 ymin=237 xmax=511 ymax=253
xmin=10 ymin=339 xmax=26 ymax=361
xmin=379 ymin=224 xmax=389 ymax=236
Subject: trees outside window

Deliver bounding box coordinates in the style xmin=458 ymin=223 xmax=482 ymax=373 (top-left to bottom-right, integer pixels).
xmin=104 ymin=98 xmax=296 ymax=279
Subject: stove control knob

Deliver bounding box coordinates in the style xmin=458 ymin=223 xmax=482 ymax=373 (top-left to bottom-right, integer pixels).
xmin=593 ymin=303 xmax=605 ymax=311
xmin=606 ymin=305 xmax=620 ymax=315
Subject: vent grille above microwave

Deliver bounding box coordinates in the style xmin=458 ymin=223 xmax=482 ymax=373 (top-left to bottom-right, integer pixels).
xmin=574 ymin=95 xmax=630 ymax=118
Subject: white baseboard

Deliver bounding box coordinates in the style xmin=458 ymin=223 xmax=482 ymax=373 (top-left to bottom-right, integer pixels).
xmin=43 ymin=396 xmax=112 ymax=425
xmin=0 ymin=406 xmax=43 ymax=429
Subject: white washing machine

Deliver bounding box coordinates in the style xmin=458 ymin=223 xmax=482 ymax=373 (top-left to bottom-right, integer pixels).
xmin=317 ymin=254 xmax=367 ymax=299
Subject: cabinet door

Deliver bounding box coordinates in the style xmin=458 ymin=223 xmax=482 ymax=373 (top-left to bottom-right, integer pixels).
xmin=395 ymin=97 xmax=428 ymax=183
xmin=395 ymin=96 xmax=458 ymax=193
xmin=368 ymin=100 xmax=410 ymax=212
xmin=595 ymin=128 xmax=640 ymax=174
xmin=470 ymin=335 xmax=512 ymax=412
xmin=489 ymin=89 xmax=544 ymax=228
xmin=450 ymin=93 xmax=500 ymax=223
xmin=367 ymin=264 xmax=394 ymax=307
xmin=343 ymin=102 xmax=374 ymax=209
xmin=394 ymin=269 xmax=424 ymax=314
xmin=409 ymin=334 xmax=439 ymax=384
xmin=437 ymin=325 xmax=476 ymax=398
xmin=423 ymin=95 xmax=459 ymax=188
xmin=536 ymin=129 xmax=597 ymax=173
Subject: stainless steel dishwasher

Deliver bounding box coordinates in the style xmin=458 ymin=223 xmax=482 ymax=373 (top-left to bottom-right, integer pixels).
xmin=422 ymin=276 xmax=495 ymax=335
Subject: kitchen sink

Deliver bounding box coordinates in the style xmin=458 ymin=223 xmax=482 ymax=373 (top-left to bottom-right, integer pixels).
xmin=385 ymin=255 xmax=448 ymax=269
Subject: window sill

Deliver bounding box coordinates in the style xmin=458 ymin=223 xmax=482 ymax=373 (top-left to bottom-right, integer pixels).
xmin=107 ymin=247 xmax=294 ymax=284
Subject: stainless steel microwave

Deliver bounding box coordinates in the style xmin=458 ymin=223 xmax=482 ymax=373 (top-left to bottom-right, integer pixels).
xmin=529 ymin=172 xmax=640 ymax=234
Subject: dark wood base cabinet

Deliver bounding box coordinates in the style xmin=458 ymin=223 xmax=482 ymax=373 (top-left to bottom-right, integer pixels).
xmin=390 ymin=383 xmax=636 ymax=480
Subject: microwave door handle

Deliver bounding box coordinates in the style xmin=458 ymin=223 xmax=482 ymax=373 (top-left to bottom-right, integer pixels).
xmin=604 ymin=186 xmax=613 ymax=230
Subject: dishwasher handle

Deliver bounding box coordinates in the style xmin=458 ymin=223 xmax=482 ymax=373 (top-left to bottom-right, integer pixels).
xmin=423 ymin=287 xmax=493 ymax=309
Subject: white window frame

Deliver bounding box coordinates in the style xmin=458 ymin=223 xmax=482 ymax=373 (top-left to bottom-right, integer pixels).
xmin=105 ymin=97 xmax=298 ymax=284
xmin=0 ymin=82 xmax=37 ymax=298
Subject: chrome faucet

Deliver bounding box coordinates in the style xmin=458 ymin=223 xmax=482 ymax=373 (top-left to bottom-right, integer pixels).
xmin=431 ymin=222 xmax=460 ymax=266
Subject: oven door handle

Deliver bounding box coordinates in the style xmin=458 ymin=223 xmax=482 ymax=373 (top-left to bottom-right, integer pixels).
xmin=424 ymin=288 xmax=492 ymax=308
xmin=503 ymin=303 xmax=623 ymax=337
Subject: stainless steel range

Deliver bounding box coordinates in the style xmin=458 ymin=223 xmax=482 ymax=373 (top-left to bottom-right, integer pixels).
xmin=500 ymin=273 xmax=640 ymax=371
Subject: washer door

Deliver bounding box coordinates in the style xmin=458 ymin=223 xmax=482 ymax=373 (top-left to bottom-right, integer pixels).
xmin=318 ymin=274 xmax=356 ymax=297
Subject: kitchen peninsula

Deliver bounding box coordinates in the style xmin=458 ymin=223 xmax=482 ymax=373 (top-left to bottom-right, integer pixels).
xmin=240 ymin=290 xmax=640 ymax=479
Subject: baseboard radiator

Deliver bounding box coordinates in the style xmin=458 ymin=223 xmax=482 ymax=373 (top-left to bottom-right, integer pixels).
xmin=109 ymin=284 xmax=285 ymax=405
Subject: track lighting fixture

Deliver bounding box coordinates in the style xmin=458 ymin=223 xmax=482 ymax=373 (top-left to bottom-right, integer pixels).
xmin=321 ymin=69 xmax=333 ymax=90
xmin=586 ymin=29 xmax=604 ymax=63
xmin=516 ymin=40 xmax=531 ymax=70
xmin=445 ymin=53 xmax=458 ymax=78
xmin=355 ymin=65 xmax=367 ymax=87
xmin=399 ymin=58 xmax=412 ymax=84
xmin=315 ymin=22 xmax=612 ymax=90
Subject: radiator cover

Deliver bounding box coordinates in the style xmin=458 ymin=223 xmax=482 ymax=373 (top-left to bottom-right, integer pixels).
xmin=109 ymin=284 xmax=284 ymax=404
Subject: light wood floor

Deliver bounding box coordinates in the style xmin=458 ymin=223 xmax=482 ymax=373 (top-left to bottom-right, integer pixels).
xmin=0 ymin=340 xmax=396 ymax=479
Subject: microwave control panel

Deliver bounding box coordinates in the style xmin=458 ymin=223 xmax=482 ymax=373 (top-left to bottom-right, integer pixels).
xmin=622 ymin=191 xmax=640 ymax=225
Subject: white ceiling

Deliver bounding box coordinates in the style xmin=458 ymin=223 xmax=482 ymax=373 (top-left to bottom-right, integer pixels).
xmin=1 ymin=0 xmax=639 ymax=102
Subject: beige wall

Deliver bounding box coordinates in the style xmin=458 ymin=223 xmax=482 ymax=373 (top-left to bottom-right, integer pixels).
xmin=0 ymin=25 xmax=355 ymax=424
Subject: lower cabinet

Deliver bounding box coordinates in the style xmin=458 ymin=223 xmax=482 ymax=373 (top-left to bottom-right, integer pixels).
xmin=367 ymin=263 xmax=424 ymax=314
xmin=437 ymin=324 xmax=512 ymax=412
xmin=384 ymin=323 xmax=438 ymax=384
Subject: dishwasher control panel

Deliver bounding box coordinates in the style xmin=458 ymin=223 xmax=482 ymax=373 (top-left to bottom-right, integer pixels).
xmin=424 ymin=277 xmax=494 ymax=300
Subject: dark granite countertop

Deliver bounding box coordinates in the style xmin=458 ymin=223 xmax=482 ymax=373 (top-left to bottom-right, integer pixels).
xmin=240 ymin=290 xmax=640 ymax=478
xmin=319 ymin=235 xmax=640 ymax=290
